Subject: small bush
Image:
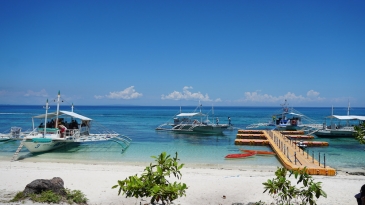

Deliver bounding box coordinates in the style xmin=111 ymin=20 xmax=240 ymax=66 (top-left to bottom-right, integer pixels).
xmin=263 ymin=167 xmax=327 ymax=205
xmin=113 ymin=152 xmax=188 ymax=204
xmin=9 ymin=192 xmax=25 ymax=202
xmin=66 ymin=188 xmax=88 ymax=204
xmin=10 ymin=189 xmax=88 ymax=204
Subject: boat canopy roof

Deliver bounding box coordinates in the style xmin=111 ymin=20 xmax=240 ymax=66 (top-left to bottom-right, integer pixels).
xmin=176 ymin=112 xmax=206 ymax=117
xmin=32 ymin=110 xmax=92 ymax=121
xmin=326 ymin=115 xmax=365 ymax=121
xmin=273 ymin=112 xmax=303 ymax=117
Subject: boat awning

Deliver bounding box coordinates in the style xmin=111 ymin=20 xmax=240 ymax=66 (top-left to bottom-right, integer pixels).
xmin=176 ymin=112 xmax=206 ymax=117
xmin=32 ymin=110 xmax=92 ymax=121
xmin=273 ymin=112 xmax=303 ymax=117
xmin=326 ymin=115 xmax=365 ymax=121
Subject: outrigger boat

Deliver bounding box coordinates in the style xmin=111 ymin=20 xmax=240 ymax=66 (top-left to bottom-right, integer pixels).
xmin=13 ymin=91 xmax=131 ymax=157
xmin=156 ymin=103 xmax=232 ymax=134
xmin=314 ymin=103 xmax=365 ymax=138
xmin=246 ymin=100 xmax=321 ymax=133
xmin=0 ymin=127 xmax=23 ymax=142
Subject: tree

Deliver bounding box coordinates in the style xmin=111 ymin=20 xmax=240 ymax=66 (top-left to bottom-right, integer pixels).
xmin=354 ymin=121 xmax=365 ymax=144
xmin=112 ymin=152 xmax=187 ymax=204
xmin=263 ymin=167 xmax=327 ymax=205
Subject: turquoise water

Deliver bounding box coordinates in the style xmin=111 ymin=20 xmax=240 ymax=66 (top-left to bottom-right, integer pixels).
xmin=0 ymin=105 xmax=365 ymax=171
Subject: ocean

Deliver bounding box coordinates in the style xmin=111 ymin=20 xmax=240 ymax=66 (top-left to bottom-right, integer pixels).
xmin=1 ymin=105 xmax=365 ymax=172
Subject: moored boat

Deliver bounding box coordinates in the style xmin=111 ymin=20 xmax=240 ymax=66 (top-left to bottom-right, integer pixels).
xmin=16 ymin=91 xmax=131 ymax=155
xmin=314 ymin=103 xmax=365 ymax=138
xmin=246 ymin=100 xmax=321 ymax=133
xmin=156 ymin=103 xmax=232 ymax=134
xmin=0 ymin=127 xmax=24 ymax=142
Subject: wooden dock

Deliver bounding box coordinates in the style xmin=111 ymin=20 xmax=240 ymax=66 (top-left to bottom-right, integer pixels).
xmin=235 ymin=130 xmax=336 ymax=176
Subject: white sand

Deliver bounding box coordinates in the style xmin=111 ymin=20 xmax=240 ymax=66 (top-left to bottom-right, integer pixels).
xmin=0 ymin=160 xmax=363 ymax=205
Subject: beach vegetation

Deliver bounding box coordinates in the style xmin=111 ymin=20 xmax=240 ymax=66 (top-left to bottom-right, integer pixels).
xmin=354 ymin=121 xmax=365 ymax=144
xmin=112 ymin=151 xmax=188 ymax=204
xmin=263 ymin=167 xmax=326 ymax=205
xmin=9 ymin=188 xmax=88 ymax=204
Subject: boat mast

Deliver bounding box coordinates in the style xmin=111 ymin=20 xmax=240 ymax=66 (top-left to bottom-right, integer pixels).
xmin=55 ymin=91 xmax=61 ymax=128
xmin=43 ymin=99 xmax=50 ymax=136
xmin=347 ymin=100 xmax=350 ymax=116
xmin=330 ymin=105 xmax=333 ymax=128
xmin=347 ymin=100 xmax=350 ymax=126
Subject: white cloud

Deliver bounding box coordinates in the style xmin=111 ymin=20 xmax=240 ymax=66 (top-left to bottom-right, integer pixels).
xmin=215 ymin=98 xmax=222 ymax=102
xmin=307 ymin=90 xmax=319 ymax=97
xmin=24 ymin=89 xmax=48 ymax=97
xmin=239 ymin=90 xmax=324 ymax=103
xmin=95 ymin=86 xmax=143 ymax=100
xmin=94 ymin=95 xmax=104 ymax=99
xmin=161 ymin=86 xmax=212 ymax=101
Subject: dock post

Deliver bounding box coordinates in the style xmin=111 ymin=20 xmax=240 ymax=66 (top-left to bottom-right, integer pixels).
xmin=324 ymin=153 xmax=326 ymax=168
xmin=312 ymin=151 xmax=314 ymax=163
xmin=286 ymin=147 xmax=288 ymax=159
xmin=319 ymin=152 xmax=321 ymax=166
xmin=307 ymin=149 xmax=308 ymax=159
xmin=295 ymin=152 xmax=297 ymax=165
xmin=284 ymin=144 xmax=286 ymax=155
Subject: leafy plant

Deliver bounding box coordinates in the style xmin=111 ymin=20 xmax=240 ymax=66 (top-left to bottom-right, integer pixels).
xmin=112 ymin=152 xmax=188 ymax=204
xmin=30 ymin=190 xmax=61 ymax=203
xmin=66 ymin=188 xmax=88 ymax=204
xmin=263 ymin=167 xmax=327 ymax=205
xmin=10 ymin=189 xmax=88 ymax=204
xmin=10 ymin=192 xmax=25 ymax=202
xmin=354 ymin=121 xmax=365 ymax=144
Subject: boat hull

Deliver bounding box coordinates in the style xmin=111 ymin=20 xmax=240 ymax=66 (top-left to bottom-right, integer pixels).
xmin=23 ymin=138 xmax=69 ymax=153
xmin=171 ymin=124 xmax=229 ymax=134
xmin=314 ymin=130 xmax=355 ymax=138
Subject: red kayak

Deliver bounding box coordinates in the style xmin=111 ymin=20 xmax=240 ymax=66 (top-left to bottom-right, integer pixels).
xmin=225 ymin=152 xmax=256 ymax=159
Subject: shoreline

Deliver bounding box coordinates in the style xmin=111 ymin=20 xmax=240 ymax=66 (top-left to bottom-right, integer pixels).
xmin=0 ymin=160 xmax=364 ymax=205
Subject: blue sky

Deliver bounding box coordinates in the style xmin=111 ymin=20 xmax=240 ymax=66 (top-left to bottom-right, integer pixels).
xmin=1 ymin=1 xmax=364 ymax=107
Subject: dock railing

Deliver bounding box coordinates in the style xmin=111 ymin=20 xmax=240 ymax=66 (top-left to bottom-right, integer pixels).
xmin=264 ymin=130 xmax=336 ymax=176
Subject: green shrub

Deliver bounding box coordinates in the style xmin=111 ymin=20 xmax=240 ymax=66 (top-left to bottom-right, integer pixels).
xmin=354 ymin=121 xmax=365 ymax=144
xmin=10 ymin=189 xmax=88 ymax=204
xmin=9 ymin=192 xmax=25 ymax=202
xmin=263 ymin=167 xmax=327 ymax=205
xmin=112 ymin=152 xmax=188 ymax=204
xmin=66 ymin=188 xmax=88 ymax=204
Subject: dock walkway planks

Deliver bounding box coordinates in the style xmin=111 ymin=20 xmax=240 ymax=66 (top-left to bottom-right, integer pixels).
xmin=234 ymin=130 xmax=336 ymax=176
xmin=264 ymin=130 xmax=336 ymax=176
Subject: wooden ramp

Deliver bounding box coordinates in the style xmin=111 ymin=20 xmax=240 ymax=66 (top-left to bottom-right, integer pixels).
xmin=264 ymin=130 xmax=335 ymax=176
xmin=235 ymin=130 xmax=336 ymax=176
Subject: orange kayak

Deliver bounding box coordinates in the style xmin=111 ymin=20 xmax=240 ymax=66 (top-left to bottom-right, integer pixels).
xmin=225 ymin=152 xmax=256 ymax=159
xmin=241 ymin=149 xmax=276 ymax=155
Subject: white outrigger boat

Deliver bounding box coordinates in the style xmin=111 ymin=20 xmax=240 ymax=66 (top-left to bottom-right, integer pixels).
xmin=12 ymin=91 xmax=131 ymax=160
xmin=0 ymin=127 xmax=23 ymax=142
xmin=156 ymin=103 xmax=232 ymax=134
xmin=314 ymin=103 xmax=365 ymax=138
xmin=246 ymin=100 xmax=321 ymax=133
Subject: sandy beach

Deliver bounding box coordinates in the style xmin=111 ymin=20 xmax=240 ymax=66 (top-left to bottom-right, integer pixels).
xmin=0 ymin=160 xmax=364 ymax=205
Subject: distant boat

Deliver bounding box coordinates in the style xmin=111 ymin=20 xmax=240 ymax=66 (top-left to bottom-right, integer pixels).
xmin=296 ymin=140 xmax=307 ymax=149
xmin=0 ymin=127 xmax=23 ymax=142
xmin=156 ymin=103 xmax=232 ymax=134
xmin=246 ymin=99 xmax=321 ymax=133
xmin=16 ymin=91 xmax=132 ymax=154
xmin=314 ymin=103 xmax=365 ymax=138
